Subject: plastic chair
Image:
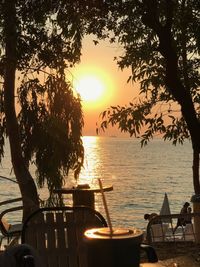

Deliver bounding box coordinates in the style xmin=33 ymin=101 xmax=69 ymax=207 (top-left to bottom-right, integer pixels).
xmin=21 ymin=206 xmax=158 ymax=267
xmin=21 ymin=206 xmax=107 ymax=267
xmin=0 ymin=197 xmax=23 ymax=247
xmin=183 ymin=223 xmax=195 ymax=241
xmin=150 ymin=223 xmax=169 ymax=242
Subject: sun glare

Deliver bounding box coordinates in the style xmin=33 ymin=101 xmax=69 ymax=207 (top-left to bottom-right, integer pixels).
xmin=72 ymin=65 xmax=114 ymax=110
xmin=76 ymin=75 xmax=104 ymax=102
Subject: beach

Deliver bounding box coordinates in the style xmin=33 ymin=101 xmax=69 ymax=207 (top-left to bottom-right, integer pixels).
xmin=153 ymin=243 xmax=200 ymax=267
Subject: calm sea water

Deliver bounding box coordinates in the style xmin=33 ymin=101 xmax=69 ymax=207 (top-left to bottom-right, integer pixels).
xmin=0 ymin=137 xmax=194 ymax=230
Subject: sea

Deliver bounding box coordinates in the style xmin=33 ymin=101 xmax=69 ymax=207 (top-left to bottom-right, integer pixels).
xmin=0 ymin=136 xmax=194 ymax=230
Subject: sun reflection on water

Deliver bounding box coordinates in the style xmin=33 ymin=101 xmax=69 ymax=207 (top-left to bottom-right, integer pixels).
xmin=78 ymin=136 xmax=100 ymax=187
xmin=68 ymin=136 xmax=106 ymax=212
xmin=66 ymin=136 xmax=109 ymax=191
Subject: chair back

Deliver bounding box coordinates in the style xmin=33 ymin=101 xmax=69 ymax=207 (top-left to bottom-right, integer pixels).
xmin=0 ymin=197 xmax=23 ymax=247
xmin=0 ymin=218 xmax=10 ymax=234
xmin=150 ymin=223 xmax=169 ymax=242
xmin=21 ymin=206 xmax=107 ymax=267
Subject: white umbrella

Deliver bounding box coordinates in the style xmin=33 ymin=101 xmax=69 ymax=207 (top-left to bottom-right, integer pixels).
xmin=160 ymin=193 xmax=171 ymax=222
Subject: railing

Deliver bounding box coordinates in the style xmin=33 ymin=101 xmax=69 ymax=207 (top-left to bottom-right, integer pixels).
xmin=146 ymin=213 xmax=200 ymax=244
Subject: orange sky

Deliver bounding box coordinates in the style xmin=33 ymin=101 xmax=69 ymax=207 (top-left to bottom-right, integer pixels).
xmin=71 ymin=37 xmax=139 ymax=136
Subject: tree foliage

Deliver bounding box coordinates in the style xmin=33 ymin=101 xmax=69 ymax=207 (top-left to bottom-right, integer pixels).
xmin=1 ymin=0 xmax=199 ymax=203
xmin=83 ymin=0 xmax=200 ymax=193
xmin=0 ymin=0 xmax=87 ymax=205
xmin=90 ymin=0 xmax=200 ymax=148
xmin=17 ymin=74 xmax=84 ymax=204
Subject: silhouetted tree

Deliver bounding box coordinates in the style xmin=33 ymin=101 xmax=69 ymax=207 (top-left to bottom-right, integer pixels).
xmin=0 ymin=1 xmax=84 ymax=218
xmin=87 ymin=0 xmax=200 ymax=195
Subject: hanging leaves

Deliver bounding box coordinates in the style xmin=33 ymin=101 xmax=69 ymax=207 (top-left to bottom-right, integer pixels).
xmin=17 ymin=73 xmax=84 ymax=204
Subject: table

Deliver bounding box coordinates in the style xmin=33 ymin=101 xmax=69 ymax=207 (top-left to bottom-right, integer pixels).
xmin=140 ymin=263 xmax=163 ymax=267
xmin=53 ymin=184 xmax=113 ymax=209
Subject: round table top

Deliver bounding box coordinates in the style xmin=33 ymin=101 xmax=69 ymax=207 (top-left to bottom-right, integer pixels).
xmin=53 ymin=184 xmax=113 ymax=194
xmin=84 ymin=227 xmax=143 ymax=241
xmin=140 ymin=263 xmax=163 ymax=267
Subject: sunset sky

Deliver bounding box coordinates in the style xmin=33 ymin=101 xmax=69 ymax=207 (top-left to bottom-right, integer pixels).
xmin=70 ymin=36 xmax=139 ymax=136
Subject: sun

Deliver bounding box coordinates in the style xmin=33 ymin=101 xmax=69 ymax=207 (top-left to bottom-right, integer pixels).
xmin=75 ymin=75 xmax=104 ymax=102
xmin=71 ymin=65 xmax=115 ymax=110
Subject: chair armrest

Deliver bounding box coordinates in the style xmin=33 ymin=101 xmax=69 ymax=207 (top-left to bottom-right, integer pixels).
xmin=0 ymin=206 xmax=23 ymax=235
xmin=0 ymin=197 xmax=22 ymax=206
xmin=0 ymin=197 xmax=23 ymax=220
xmin=0 ymin=206 xmax=23 ymax=220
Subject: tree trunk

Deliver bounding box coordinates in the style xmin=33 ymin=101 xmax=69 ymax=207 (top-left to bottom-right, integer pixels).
xmin=142 ymin=0 xmax=200 ymax=194
xmin=158 ymin=29 xmax=200 ymax=194
xmin=3 ymin=0 xmax=39 ymax=220
xmin=193 ymin=150 xmax=200 ymax=195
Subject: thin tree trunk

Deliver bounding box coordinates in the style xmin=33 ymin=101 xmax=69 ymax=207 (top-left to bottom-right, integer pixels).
xmin=193 ymin=150 xmax=200 ymax=195
xmin=3 ymin=0 xmax=39 ymax=220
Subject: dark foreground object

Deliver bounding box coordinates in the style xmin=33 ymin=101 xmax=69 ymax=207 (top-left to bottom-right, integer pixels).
xmin=84 ymin=227 xmax=158 ymax=267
